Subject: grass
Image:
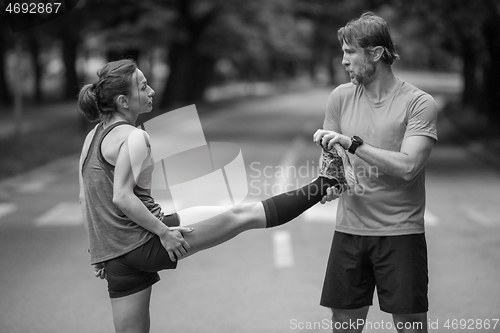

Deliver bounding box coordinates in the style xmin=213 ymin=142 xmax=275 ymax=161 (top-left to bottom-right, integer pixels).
xmin=0 ymin=100 xmax=94 ymax=181
xmin=0 ymin=118 xmax=89 ymax=180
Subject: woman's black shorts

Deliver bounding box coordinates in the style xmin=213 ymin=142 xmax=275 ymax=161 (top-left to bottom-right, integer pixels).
xmin=103 ymin=214 xmax=180 ymax=299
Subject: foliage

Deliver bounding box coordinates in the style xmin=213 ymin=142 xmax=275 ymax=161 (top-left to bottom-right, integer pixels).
xmin=393 ymin=0 xmax=500 ymax=126
xmin=1 ymin=0 xmax=499 ymax=122
xmin=82 ymin=0 xmax=177 ymax=54
xmin=199 ymin=0 xmax=310 ymax=62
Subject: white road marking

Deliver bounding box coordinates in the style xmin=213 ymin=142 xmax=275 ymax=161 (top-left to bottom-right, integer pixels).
xmin=35 ymin=202 xmax=82 ymax=226
xmin=0 ymin=203 xmax=17 ymax=220
xmin=16 ymin=175 xmax=56 ymax=194
xmin=271 ymin=134 xmax=311 ymax=269
xmin=17 ymin=180 xmax=49 ymax=193
xmin=274 ymin=137 xmax=308 ymax=192
xmin=273 ymin=230 xmax=294 ymax=268
xmin=303 ymin=201 xmax=337 ymax=223
xmin=424 ymin=209 xmax=439 ymax=226
xmin=462 ymin=204 xmax=499 ymax=227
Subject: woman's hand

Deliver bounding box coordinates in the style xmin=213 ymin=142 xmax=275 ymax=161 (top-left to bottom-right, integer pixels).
xmin=93 ymin=263 xmax=107 ymax=280
xmin=159 ymin=227 xmax=193 ymax=262
xmin=320 ymin=186 xmax=342 ymax=204
xmin=313 ymin=129 xmax=350 ymax=150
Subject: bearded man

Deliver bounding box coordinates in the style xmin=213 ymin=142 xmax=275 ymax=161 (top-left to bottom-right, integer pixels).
xmin=313 ymin=12 xmax=438 ymax=333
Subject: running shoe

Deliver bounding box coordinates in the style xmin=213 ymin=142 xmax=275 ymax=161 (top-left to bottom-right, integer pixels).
xmin=319 ymin=143 xmax=357 ymax=190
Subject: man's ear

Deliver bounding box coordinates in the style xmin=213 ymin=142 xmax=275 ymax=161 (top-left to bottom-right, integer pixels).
xmin=372 ymin=46 xmax=384 ymax=62
xmin=117 ymin=95 xmax=128 ymax=108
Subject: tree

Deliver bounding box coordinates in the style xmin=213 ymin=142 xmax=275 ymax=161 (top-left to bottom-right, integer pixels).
xmin=78 ymin=0 xmax=176 ymax=109
xmin=83 ymin=0 xmax=175 ymax=61
xmin=75 ymin=0 xmax=313 ymax=111
xmin=19 ymin=29 xmax=43 ymax=103
xmin=0 ymin=4 xmax=85 ymax=105
xmin=481 ymin=0 xmax=500 ymax=127
xmin=0 ymin=10 xmax=14 ymax=107
xmin=159 ymin=0 xmax=311 ymax=108
xmin=295 ymin=0 xmax=390 ymax=84
xmin=393 ymin=0 xmax=500 ymax=128
xmin=159 ymin=0 xmax=221 ymax=108
xmin=40 ymin=5 xmax=86 ymax=100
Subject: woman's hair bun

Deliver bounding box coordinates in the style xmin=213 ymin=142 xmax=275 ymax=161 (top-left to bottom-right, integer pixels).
xmin=78 ymin=83 xmax=101 ymax=122
xmin=78 ymin=59 xmax=138 ymax=123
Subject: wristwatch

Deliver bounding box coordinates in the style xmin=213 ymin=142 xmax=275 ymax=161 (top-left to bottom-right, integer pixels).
xmin=348 ymin=136 xmax=363 ymax=154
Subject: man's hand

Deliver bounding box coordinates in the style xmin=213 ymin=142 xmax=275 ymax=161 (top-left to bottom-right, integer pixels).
xmin=159 ymin=227 xmax=193 ymax=262
xmin=313 ymin=129 xmax=350 ymax=150
xmin=320 ymin=186 xmax=342 ymax=204
xmin=93 ymin=263 xmax=107 ymax=280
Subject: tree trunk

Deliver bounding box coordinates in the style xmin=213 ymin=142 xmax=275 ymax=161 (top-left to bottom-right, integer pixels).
xmin=0 ymin=26 xmax=13 ymax=107
xmin=158 ymin=0 xmax=221 ymax=110
xmin=59 ymin=29 xmax=80 ymax=100
xmin=327 ymin=50 xmax=336 ymax=85
xmin=482 ymin=17 xmax=500 ymax=128
xmin=161 ymin=41 xmax=195 ymax=108
xmin=308 ymin=58 xmax=316 ymax=80
xmin=460 ymin=37 xmax=478 ymax=107
xmin=26 ymin=31 xmax=42 ymax=103
xmin=187 ymin=54 xmax=215 ymax=103
xmin=160 ymin=40 xmax=216 ymax=109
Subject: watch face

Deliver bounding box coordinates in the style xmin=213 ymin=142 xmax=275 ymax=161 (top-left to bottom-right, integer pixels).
xmin=353 ymin=136 xmax=363 ymax=144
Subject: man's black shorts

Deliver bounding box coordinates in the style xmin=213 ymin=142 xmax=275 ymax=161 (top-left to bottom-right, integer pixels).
xmin=103 ymin=214 xmax=180 ymax=299
xmin=320 ymin=231 xmax=428 ymax=314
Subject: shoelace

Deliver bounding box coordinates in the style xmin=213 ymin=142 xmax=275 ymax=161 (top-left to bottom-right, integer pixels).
xmin=332 ymin=143 xmax=357 ymax=188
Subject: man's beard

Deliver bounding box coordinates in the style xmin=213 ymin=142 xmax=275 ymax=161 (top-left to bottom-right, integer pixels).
xmin=351 ymin=59 xmax=376 ymax=86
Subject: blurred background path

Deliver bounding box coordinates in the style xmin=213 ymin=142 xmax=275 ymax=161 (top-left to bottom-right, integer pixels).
xmin=0 ymin=76 xmax=499 ymax=332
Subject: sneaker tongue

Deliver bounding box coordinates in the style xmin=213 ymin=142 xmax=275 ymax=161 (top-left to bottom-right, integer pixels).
xmin=332 ymin=144 xmax=357 ymax=188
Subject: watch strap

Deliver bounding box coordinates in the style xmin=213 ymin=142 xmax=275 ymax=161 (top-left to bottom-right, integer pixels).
xmin=348 ymin=136 xmax=362 ymax=154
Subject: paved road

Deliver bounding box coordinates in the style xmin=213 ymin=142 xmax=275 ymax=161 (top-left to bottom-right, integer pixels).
xmin=0 ymin=87 xmax=499 ymax=333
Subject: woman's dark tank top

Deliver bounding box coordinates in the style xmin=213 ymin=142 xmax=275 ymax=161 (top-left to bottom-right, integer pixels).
xmin=81 ymin=121 xmax=164 ymax=264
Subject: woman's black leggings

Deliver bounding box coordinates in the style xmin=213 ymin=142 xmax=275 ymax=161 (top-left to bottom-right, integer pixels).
xmin=262 ymin=177 xmax=338 ymax=228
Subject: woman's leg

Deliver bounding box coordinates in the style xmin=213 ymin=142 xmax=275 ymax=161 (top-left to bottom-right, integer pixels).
xmin=181 ymin=176 xmax=338 ymax=258
xmin=177 ymin=145 xmax=351 ymax=258
xmin=180 ymin=201 xmax=265 ymax=258
xmin=110 ymin=286 xmax=153 ymax=333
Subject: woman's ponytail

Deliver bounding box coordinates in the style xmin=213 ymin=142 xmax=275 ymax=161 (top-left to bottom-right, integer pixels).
xmin=78 ymin=83 xmax=101 ymax=122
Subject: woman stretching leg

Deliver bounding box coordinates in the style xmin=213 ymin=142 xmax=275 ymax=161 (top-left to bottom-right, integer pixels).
xmin=177 ymin=174 xmax=342 ymax=258
xmin=78 ymin=59 xmax=351 ymax=333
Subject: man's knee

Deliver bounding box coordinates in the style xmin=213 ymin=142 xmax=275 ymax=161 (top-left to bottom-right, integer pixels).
xmin=331 ymin=307 xmax=369 ymax=333
xmin=392 ymin=312 xmax=427 ymax=333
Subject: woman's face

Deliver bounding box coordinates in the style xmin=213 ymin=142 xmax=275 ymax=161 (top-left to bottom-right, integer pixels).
xmin=128 ymin=69 xmax=155 ymax=114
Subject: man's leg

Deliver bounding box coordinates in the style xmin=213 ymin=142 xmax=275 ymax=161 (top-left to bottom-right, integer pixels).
xmin=331 ymin=306 xmax=370 ymax=333
xmin=321 ymin=233 xmax=375 ymax=332
xmin=370 ymin=234 xmax=429 ymax=332
xmin=392 ymin=312 xmax=428 ymax=333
